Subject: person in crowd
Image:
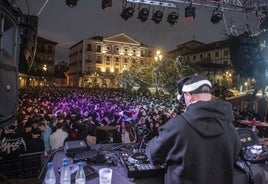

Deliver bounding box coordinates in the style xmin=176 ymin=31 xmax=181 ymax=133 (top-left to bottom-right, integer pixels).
xmin=22 ymin=122 xmax=32 ymax=144
xmin=146 ymin=74 xmax=241 ymax=184
xmin=38 ymin=121 xmax=52 ymax=156
xmin=50 ymin=121 xmax=68 ymax=150
xmin=0 ymin=121 xmax=26 ymax=159
xmin=26 ymin=129 xmax=45 ymax=153
xmin=64 ymin=122 xmax=83 ymax=143
xmin=31 ymin=119 xmax=41 ymax=136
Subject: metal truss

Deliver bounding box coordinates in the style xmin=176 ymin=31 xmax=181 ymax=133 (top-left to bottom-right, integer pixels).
xmin=127 ymin=0 xmax=268 ymax=14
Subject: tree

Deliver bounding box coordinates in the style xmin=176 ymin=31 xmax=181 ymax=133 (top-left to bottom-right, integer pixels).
xmin=155 ymin=57 xmax=197 ymax=100
xmin=117 ymin=56 xmax=197 ymax=100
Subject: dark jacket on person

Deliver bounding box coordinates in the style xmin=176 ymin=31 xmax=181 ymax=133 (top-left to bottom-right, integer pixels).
xmin=146 ymin=100 xmax=241 ymax=184
xmin=26 ymin=137 xmax=45 ymax=153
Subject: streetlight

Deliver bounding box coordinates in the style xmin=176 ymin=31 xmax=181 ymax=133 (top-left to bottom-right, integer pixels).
xmin=154 ymin=50 xmax=163 ymax=97
xmin=92 ymin=72 xmax=99 ymax=87
xmin=154 ymin=50 xmax=163 ymax=62
xmin=43 ymin=64 xmax=47 ymax=72
xmin=245 ymin=82 xmax=248 ymax=91
xmin=42 ymin=64 xmax=47 ymax=86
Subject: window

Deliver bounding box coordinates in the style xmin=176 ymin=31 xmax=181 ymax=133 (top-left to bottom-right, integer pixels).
xmin=41 ymin=45 xmax=45 ymax=52
xmin=115 ymin=68 xmax=119 ymax=73
xmin=187 ymin=56 xmax=190 ymax=61
xmin=215 ymin=51 xmax=219 ymax=58
xmin=115 ymin=57 xmax=119 ymax=65
xmin=223 ymin=50 xmax=229 ymax=57
xmin=193 ymin=55 xmax=196 ymax=60
xmin=96 ymin=45 xmax=101 ymax=52
xmin=207 ymin=53 xmax=211 ymax=59
xmin=132 ymin=59 xmax=136 ymax=64
xmin=106 ymin=56 xmax=111 ymax=65
xmin=48 ymin=46 xmax=52 ymax=53
xmin=141 ymin=50 xmax=145 ymax=57
xmin=87 ymin=55 xmax=92 ymax=62
xmin=87 ymin=44 xmax=92 ymax=51
xmin=148 ymin=51 xmax=152 ymax=57
xmin=124 ymin=58 xmax=128 ymax=64
xmin=96 ymin=55 xmax=102 ymax=63
xmin=200 ymin=54 xmax=203 ymax=59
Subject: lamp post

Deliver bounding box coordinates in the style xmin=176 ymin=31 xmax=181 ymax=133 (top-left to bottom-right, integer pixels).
xmin=92 ymin=72 xmax=99 ymax=87
xmin=42 ymin=64 xmax=47 ymax=86
xmin=154 ymin=50 xmax=163 ymax=97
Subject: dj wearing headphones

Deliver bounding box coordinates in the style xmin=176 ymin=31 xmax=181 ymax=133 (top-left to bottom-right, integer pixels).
xmin=146 ymin=74 xmax=241 ymax=184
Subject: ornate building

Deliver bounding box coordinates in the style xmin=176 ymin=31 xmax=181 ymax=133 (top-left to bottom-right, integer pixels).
xmin=68 ymin=33 xmax=155 ymax=87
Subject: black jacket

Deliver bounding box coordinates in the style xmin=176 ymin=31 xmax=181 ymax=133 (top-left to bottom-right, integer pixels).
xmin=146 ymin=100 xmax=241 ymax=184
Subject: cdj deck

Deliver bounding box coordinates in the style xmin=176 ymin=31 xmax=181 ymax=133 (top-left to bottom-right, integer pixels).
xmin=120 ymin=146 xmax=165 ymax=178
xmin=67 ymin=142 xmax=165 ymax=179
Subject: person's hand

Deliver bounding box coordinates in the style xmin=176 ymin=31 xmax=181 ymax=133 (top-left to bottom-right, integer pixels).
xmin=44 ymin=150 xmax=49 ymax=157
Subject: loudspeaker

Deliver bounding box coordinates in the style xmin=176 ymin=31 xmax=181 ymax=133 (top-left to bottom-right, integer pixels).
xmin=96 ymin=126 xmax=121 ymax=143
xmin=0 ymin=51 xmax=18 ymax=128
xmin=0 ymin=5 xmax=19 ymax=128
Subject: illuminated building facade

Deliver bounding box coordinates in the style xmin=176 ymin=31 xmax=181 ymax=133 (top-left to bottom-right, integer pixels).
xmin=168 ymin=39 xmax=236 ymax=89
xmin=19 ymin=36 xmax=57 ymax=87
xmin=68 ymin=33 xmax=154 ymax=87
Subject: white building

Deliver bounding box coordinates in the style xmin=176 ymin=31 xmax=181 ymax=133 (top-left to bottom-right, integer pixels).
xmin=68 ymin=33 xmax=155 ymax=87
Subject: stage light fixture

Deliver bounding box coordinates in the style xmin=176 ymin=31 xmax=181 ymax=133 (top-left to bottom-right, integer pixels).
xmin=66 ymin=0 xmax=78 ymax=7
xmin=210 ymin=6 xmax=223 ymax=24
xmin=185 ymin=3 xmax=195 ymax=20
xmin=102 ymin=0 xmax=112 ymax=10
xmin=167 ymin=11 xmax=179 ymax=26
xmin=120 ymin=1 xmax=135 ymax=21
xmin=152 ymin=10 xmax=164 ymax=24
xmin=137 ymin=7 xmax=150 ymax=22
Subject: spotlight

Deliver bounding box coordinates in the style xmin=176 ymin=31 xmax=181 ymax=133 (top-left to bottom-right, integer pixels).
xmin=185 ymin=4 xmax=195 ymax=20
xmin=167 ymin=11 xmax=179 ymax=26
xmin=102 ymin=0 xmax=112 ymax=10
xmin=137 ymin=7 xmax=150 ymax=22
xmin=120 ymin=1 xmax=135 ymax=21
xmin=66 ymin=0 xmax=78 ymax=7
xmin=152 ymin=10 xmax=164 ymax=24
xmin=210 ymin=8 xmax=223 ymax=24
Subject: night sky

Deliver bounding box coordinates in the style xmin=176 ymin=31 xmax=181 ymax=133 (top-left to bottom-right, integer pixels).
xmin=16 ymin=0 xmax=259 ymax=62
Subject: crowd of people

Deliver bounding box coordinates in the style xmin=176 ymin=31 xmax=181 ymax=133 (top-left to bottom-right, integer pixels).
xmin=0 ymin=87 xmax=178 ymax=159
